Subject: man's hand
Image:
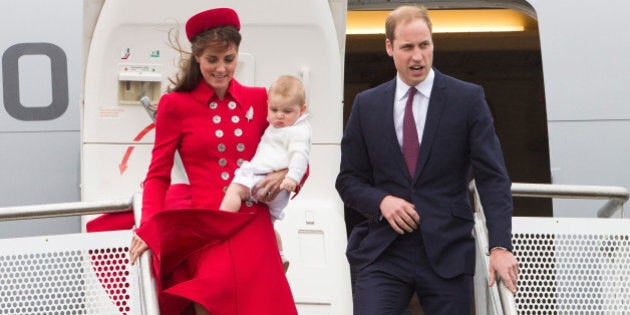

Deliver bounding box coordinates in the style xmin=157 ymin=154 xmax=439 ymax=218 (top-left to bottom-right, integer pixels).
xmin=488 ymin=248 xmax=518 ymax=293
xmin=380 ymin=195 xmax=420 ymax=234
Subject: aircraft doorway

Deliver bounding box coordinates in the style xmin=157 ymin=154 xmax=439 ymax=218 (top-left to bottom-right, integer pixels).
xmin=343 ymin=6 xmax=551 ymax=232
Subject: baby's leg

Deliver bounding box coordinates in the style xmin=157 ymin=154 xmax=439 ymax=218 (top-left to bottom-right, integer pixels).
xmin=274 ymin=226 xmax=290 ymax=273
xmin=274 ymin=227 xmax=283 ymax=252
xmin=220 ymin=183 xmax=250 ymax=212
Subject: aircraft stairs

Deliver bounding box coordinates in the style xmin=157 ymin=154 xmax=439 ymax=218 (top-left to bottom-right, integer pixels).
xmin=0 ymin=182 xmax=629 ymax=314
xmin=471 ymin=181 xmax=630 ymax=315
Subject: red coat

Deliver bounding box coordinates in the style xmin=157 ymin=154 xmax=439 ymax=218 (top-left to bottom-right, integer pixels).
xmin=88 ymin=79 xmax=298 ymax=314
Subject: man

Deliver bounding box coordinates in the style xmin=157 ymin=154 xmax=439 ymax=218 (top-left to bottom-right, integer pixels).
xmin=336 ymin=5 xmax=518 ymax=314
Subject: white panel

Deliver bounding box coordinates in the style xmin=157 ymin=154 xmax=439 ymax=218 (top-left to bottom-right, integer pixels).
xmin=0 ymin=131 xmax=81 ymax=237
xmin=0 ymin=132 xmax=80 ymax=206
xmin=274 ymin=146 xmax=350 ymax=314
xmin=276 ymin=201 xmax=352 ymax=315
xmin=296 ymin=303 xmax=332 ymax=315
xmin=531 ymin=0 xmax=630 ymax=121
xmin=82 ymin=144 xmax=152 ymax=201
xmin=294 ymin=145 xmax=342 ymax=205
xmin=548 ymin=121 xmax=630 ymax=217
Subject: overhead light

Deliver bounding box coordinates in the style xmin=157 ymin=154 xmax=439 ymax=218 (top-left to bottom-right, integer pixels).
xmin=346 ymin=9 xmax=532 ymax=35
xmin=433 ymin=26 xmax=525 ymax=33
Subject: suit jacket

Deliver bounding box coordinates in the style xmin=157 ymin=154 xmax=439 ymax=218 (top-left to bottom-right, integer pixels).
xmin=336 ymin=69 xmax=513 ymax=278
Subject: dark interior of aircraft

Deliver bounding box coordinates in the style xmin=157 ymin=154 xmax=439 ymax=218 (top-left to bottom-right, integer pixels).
xmin=343 ymin=10 xmax=553 ymax=236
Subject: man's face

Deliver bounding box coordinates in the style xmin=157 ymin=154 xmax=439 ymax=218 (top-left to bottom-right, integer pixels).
xmin=385 ymin=19 xmax=434 ymax=87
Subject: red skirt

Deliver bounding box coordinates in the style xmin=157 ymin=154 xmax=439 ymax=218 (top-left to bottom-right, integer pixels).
xmin=87 ymin=186 xmax=297 ymax=315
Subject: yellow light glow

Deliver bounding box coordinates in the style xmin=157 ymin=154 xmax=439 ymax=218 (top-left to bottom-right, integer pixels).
xmin=346 ymin=9 xmax=533 ymax=35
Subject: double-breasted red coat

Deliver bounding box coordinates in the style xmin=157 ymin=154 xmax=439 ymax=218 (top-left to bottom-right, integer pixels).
xmin=89 ymin=79 xmax=298 ymax=315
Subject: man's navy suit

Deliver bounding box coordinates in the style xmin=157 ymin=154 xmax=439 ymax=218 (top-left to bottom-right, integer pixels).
xmin=336 ymin=69 xmax=513 ymax=312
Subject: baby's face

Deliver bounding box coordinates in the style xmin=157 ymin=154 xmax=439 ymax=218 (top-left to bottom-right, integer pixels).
xmin=267 ymin=94 xmax=305 ymax=128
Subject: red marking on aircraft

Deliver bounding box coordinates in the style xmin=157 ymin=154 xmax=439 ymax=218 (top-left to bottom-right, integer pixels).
xmin=119 ymin=123 xmax=155 ymax=174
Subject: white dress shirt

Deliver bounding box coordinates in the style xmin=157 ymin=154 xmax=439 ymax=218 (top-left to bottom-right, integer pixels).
xmin=393 ymin=69 xmax=435 ymax=149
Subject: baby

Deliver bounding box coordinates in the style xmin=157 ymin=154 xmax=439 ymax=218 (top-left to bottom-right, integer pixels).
xmin=220 ymin=74 xmax=311 ymax=270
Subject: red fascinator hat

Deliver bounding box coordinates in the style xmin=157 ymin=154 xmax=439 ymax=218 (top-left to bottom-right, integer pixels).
xmin=185 ymin=8 xmax=241 ymax=42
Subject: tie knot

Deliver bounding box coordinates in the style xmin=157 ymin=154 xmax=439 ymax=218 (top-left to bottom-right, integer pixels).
xmin=408 ymin=87 xmax=417 ymax=98
xmin=406 ymin=87 xmax=417 ymax=107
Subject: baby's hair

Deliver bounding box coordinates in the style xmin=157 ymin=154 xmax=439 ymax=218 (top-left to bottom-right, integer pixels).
xmin=268 ymin=75 xmax=306 ymax=107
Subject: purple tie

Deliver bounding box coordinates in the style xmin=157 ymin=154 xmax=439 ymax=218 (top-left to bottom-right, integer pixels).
xmin=403 ymin=87 xmax=419 ymax=175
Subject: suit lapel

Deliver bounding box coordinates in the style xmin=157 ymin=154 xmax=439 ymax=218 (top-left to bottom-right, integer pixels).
xmin=413 ymin=70 xmax=447 ymax=181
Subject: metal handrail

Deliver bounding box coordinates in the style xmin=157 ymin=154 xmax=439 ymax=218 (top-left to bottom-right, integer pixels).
xmin=0 ymin=194 xmax=159 ymax=314
xmin=470 ymin=181 xmax=630 ymax=315
xmin=470 ymin=182 xmax=518 ymax=315
xmin=510 ymin=182 xmax=629 ymax=218
xmin=0 ymin=198 xmax=133 ymax=221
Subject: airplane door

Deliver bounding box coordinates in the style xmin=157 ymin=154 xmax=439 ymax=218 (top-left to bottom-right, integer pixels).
xmin=82 ymin=0 xmax=351 ymax=313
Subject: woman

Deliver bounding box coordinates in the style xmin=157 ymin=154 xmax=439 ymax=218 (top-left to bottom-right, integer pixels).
xmin=128 ymin=8 xmax=299 ymax=315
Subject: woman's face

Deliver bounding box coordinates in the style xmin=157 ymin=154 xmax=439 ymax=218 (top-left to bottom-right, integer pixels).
xmin=195 ymin=43 xmax=238 ymax=98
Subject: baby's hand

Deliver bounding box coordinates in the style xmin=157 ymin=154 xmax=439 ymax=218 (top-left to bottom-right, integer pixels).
xmin=280 ymin=177 xmax=298 ymax=192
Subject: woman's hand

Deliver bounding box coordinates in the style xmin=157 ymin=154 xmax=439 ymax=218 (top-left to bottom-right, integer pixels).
xmin=130 ymin=233 xmax=149 ymax=265
xmin=253 ymin=169 xmax=289 ymax=201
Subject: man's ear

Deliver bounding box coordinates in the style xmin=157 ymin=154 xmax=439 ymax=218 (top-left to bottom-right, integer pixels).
xmin=385 ymin=38 xmax=393 ymax=57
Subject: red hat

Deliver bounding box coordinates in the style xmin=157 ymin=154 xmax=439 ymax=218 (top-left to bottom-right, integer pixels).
xmin=185 ymin=8 xmax=240 ymax=41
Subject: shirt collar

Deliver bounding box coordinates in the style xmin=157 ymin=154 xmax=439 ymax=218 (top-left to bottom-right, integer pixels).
xmin=395 ymin=68 xmax=435 ymax=101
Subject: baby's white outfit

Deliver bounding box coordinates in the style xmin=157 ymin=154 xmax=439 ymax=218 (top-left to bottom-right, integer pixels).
xmin=233 ymin=114 xmax=311 ymax=219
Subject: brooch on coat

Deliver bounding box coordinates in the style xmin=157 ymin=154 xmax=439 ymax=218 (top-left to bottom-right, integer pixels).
xmin=245 ymin=107 xmax=254 ymax=122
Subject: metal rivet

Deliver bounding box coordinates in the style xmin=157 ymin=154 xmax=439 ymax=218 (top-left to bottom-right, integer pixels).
xmin=217 ymin=144 xmax=226 ymax=152
xmin=236 ymin=143 xmax=245 ymax=152
xmin=234 ymin=128 xmax=243 ymax=137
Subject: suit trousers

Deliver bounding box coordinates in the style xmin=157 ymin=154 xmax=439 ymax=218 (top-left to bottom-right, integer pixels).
xmin=352 ymin=228 xmax=473 ymax=315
